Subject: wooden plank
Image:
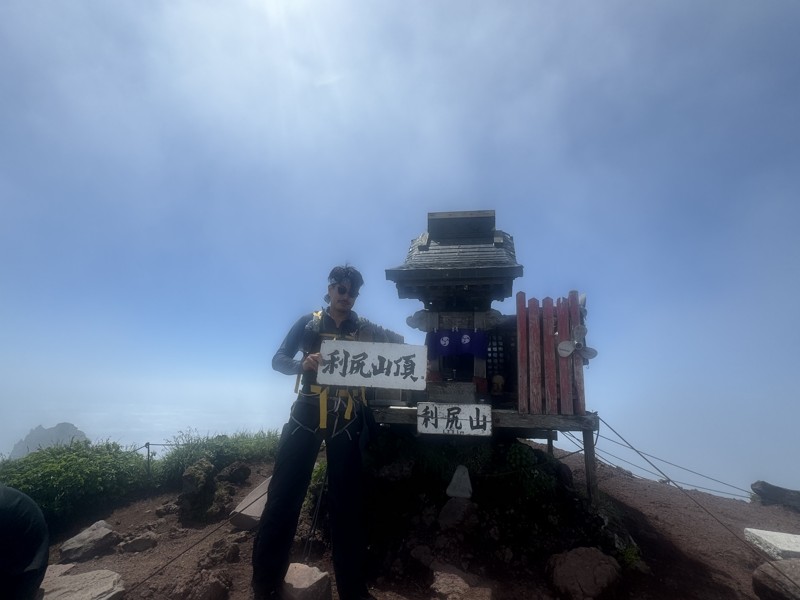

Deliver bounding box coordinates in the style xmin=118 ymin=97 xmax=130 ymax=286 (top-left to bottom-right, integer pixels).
xmin=485 ymin=410 xmax=599 ymax=431
xmin=370 ymin=406 xmax=600 ymax=432
xmin=541 ymin=297 xmax=558 ymax=414
xmin=371 ymin=406 xmax=416 ymax=425
xmin=230 ymin=476 xmax=271 ymax=530
xmin=516 ymin=291 xmax=529 ymax=414
xmin=528 ymin=297 xmax=543 ymax=415
xmin=557 ymin=297 xmax=573 ymax=415
xmin=569 ymin=290 xmax=586 ymax=414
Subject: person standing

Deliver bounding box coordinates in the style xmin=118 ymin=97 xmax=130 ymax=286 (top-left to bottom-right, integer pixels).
xmin=252 ymin=265 xmax=376 ymax=600
xmin=0 ymin=484 xmax=50 ymax=600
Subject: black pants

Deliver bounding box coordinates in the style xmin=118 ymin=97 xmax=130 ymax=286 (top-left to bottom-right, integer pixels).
xmin=252 ymin=399 xmax=368 ymax=600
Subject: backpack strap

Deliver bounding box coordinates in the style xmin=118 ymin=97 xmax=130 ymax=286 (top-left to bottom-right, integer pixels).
xmin=298 ymin=309 xmax=364 ymax=429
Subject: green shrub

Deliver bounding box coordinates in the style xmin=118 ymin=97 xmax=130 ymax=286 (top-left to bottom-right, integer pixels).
xmin=0 ymin=440 xmax=149 ymax=530
xmin=153 ymin=428 xmax=280 ymax=489
xmin=0 ymin=429 xmax=281 ymax=534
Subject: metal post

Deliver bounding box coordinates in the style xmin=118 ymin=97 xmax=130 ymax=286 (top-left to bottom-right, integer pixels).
xmin=582 ymin=429 xmax=598 ymax=504
xmin=145 ymin=442 xmax=151 ymax=479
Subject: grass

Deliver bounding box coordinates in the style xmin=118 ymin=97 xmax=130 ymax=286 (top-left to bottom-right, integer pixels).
xmin=0 ymin=428 xmax=280 ymax=534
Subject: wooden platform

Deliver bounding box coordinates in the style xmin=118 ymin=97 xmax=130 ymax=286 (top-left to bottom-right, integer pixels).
xmin=371 ymin=406 xmax=599 ymax=501
xmin=372 ymin=406 xmax=597 ymax=431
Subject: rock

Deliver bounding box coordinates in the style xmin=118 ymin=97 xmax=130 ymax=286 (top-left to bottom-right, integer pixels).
xmin=156 ymin=502 xmax=179 ymax=517
xmin=176 ymin=569 xmax=232 ymax=600
xmin=179 ymin=458 xmax=238 ymax=523
xmin=41 ymin=568 xmax=125 ymax=600
xmin=43 ymin=563 xmax=76 ymax=580
xmin=119 ymin=531 xmax=158 ymax=553
xmin=547 ymin=546 xmax=620 ymax=600
xmin=410 ymin=544 xmax=435 ymax=568
xmin=216 ymin=461 xmax=251 ymax=484
xmin=746 ymin=529 xmax=800 ymax=560
xmin=462 ymin=591 xmax=492 ymax=600
xmin=168 ymin=525 xmax=189 ymax=539
xmin=446 ymin=465 xmax=473 ymax=498
xmin=752 ymin=481 xmax=800 ymax=512
xmin=753 ymin=559 xmax=800 ymax=600
xmin=10 ymin=422 xmax=88 ymax=460
xmin=597 ymin=507 xmax=640 ymax=557
xmin=495 ymin=546 xmax=514 ymax=565
xmin=377 ymin=458 xmax=415 ymax=482
xmin=198 ymin=537 xmax=241 ymax=569
xmin=283 ymin=562 xmax=332 ymax=600
xmin=429 ymin=561 xmax=490 ymax=600
xmin=223 ymin=542 xmax=240 ymax=563
xmin=177 ymin=458 xmax=217 ymax=523
xmin=438 ymin=497 xmax=476 ymax=530
xmin=59 ymin=521 xmax=122 ymax=562
xmin=207 ymin=483 xmax=237 ymax=521
xmin=182 ymin=457 xmax=216 ymax=495
xmin=554 ymin=460 xmax=575 ymax=491
xmin=430 ymin=569 xmax=471 ymax=599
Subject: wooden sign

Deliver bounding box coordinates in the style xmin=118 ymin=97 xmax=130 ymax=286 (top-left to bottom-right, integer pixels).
xmin=417 ymin=402 xmax=492 ymax=437
xmin=317 ymin=340 xmax=427 ymax=390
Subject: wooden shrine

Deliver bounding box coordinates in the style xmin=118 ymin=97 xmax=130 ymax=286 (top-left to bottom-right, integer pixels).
xmin=372 ymin=210 xmax=599 ymax=500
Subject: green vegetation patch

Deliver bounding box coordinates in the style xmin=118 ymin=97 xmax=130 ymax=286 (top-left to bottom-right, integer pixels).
xmin=0 ymin=428 xmax=280 ymax=535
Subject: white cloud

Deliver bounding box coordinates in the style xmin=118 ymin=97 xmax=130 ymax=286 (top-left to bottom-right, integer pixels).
xmin=1 ymin=0 xmax=799 ymax=492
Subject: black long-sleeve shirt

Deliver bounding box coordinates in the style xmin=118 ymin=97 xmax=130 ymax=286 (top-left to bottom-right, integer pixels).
xmin=0 ymin=485 xmax=49 ymax=578
xmin=272 ymin=309 xmax=362 ymax=393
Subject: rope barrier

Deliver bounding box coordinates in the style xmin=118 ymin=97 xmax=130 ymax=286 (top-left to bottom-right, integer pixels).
xmin=127 ymin=518 xmax=232 ymax=593
xmin=126 ymin=474 xmax=274 ymax=593
xmin=591 ymin=442 xmax=750 ymax=500
xmin=596 ymin=433 xmax=752 ymax=495
xmin=118 ymin=424 xmax=800 ymax=595
xmin=594 ymin=416 xmax=800 ymax=596
xmin=561 ymin=430 xmax=753 ymax=500
xmin=124 ymin=434 xmax=320 ymax=592
xmin=121 ymin=438 xmax=275 ymax=592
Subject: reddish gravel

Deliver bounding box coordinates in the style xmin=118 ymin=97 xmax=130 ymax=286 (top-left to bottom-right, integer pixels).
xmin=51 ymin=452 xmax=800 ymax=600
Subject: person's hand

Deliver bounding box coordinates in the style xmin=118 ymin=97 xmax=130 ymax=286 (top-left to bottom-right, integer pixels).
xmin=302 ymin=353 xmax=322 ymax=372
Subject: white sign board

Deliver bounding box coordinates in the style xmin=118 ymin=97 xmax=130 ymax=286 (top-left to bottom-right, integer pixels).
xmin=417 ymin=402 xmax=492 ymax=437
xmin=317 ymin=340 xmax=427 ymax=390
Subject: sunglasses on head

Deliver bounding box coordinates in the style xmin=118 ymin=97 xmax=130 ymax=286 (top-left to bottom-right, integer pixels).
xmin=335 ymin=285 xmax=359 ymax=298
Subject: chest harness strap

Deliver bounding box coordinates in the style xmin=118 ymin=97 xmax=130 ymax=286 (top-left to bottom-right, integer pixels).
xmin=309 ymin=385 xmax=356 ymax=430
xmin=300 ymin=311 xmax=367 ymax=430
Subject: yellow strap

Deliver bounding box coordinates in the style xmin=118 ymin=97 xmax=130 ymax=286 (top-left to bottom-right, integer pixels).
xmin=344 ymin=395 xmax=353 ymax=420
xmin=344 ymin=388 xmax=366 ymax=417
xmin=318 ymin=388 xmax=328 ymax=429
xmin=309 ymin=385 xmax=358 ymax=429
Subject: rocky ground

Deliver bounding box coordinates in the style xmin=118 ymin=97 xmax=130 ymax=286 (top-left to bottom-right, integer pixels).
xmin=47 ymin=441 xmax=800 ymax=600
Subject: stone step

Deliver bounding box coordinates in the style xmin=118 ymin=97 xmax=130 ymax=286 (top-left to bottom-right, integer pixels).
xmin=745 ymin=528 xmax=800 ymax=560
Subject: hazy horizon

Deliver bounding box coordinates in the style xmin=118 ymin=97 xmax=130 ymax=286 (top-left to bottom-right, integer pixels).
xmin=3 ymin=1 xmax=799 ymax=499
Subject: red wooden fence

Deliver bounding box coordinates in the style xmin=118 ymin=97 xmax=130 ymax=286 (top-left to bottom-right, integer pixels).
xmin=516 ymin=290 xmax=588 ymax=415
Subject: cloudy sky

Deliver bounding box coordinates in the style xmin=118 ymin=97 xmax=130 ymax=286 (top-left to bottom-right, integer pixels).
xmin=2 ymin=1 xmax=798 ymax=495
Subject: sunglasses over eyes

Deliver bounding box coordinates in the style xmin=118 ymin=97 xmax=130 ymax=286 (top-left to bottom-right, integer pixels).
xmin=334 ymin=284 xmax=359 ymax=298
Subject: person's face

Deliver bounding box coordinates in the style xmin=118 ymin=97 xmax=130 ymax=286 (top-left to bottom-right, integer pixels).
xmin=329 ymin=280 xmax=359 ymax=312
